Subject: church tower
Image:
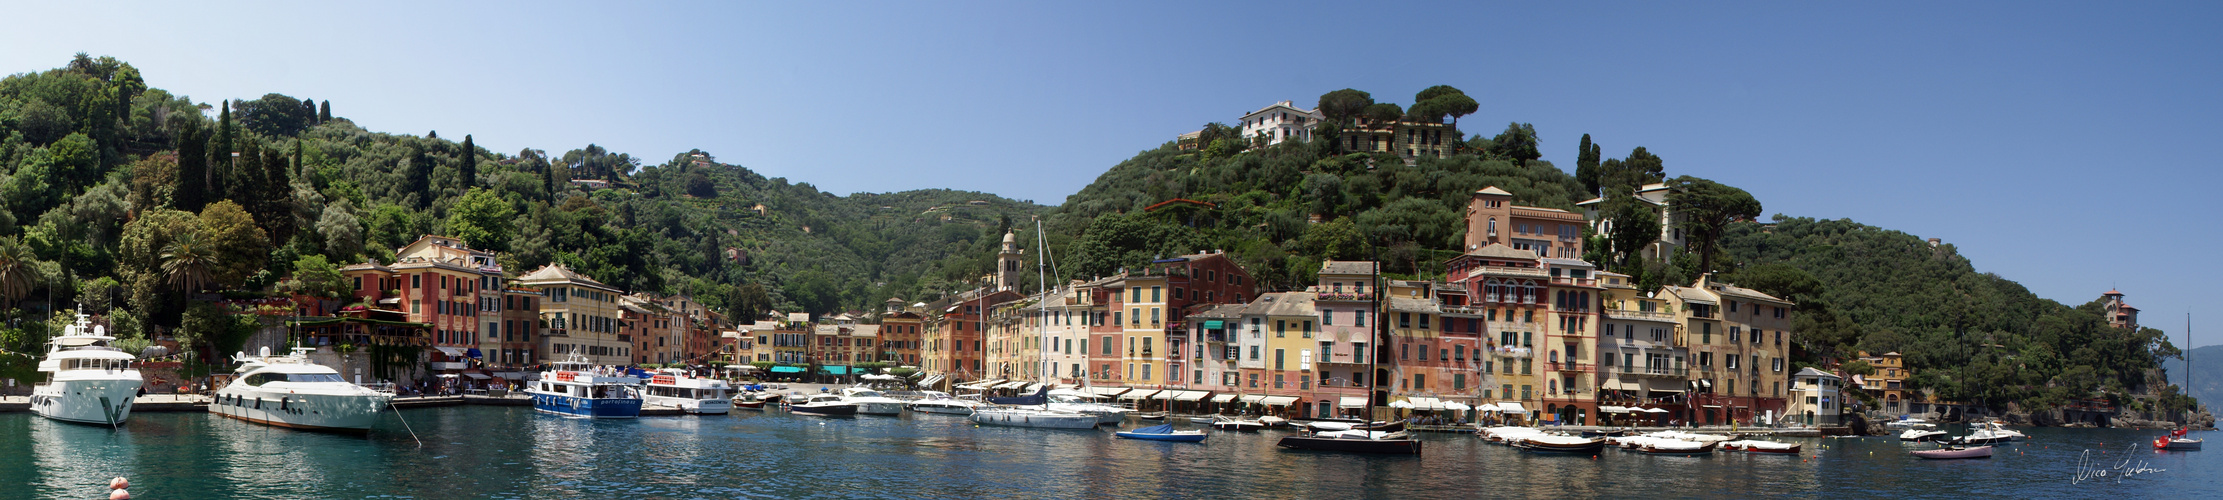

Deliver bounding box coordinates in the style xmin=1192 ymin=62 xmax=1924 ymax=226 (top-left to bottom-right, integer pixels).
xmin=996 ymin=230 xmax=1023 ymax=291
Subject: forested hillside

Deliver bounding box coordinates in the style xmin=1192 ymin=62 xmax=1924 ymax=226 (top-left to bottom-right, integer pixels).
xmin=0 ymin=54 xmax=1040 ymax=376
xmin=2166 ymin=344 xmax=2221 ymax=414
xmin=1716 ymin=217 xmax=2193 ymax=415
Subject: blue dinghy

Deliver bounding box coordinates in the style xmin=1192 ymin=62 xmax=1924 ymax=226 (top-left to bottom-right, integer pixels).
xmin=1116 ymin=424 xmax=1208 ymax=443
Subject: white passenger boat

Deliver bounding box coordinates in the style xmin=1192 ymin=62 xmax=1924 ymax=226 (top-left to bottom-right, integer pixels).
xmin=524 ymin=353 xmax=642 ymax=419
xmin=1044 ymin=390 xmax=1130 ymax=424
xmin=641 ymin=372 xmax=732 ymax=414
xmin=839 ymin=387 xmax=907 ymax=415
xmin=30 ymin=312 xmax=143 ymax=426
xmin=970 ymin=407 xmax=1100 ymax=429
xmin=209 ymin=346 xmax=394 ymax=432
xmin=908 ymin=393 xmax=986 ymax=415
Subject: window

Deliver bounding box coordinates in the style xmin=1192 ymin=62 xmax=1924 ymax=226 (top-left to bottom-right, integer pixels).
xmin=1414 ymin=374 xmax=1426 ymax=391
xmin=411 ymin=274 xmax=421 ymax=289
xmin=1276 ymin=320 xmax=1286 ymax=338
xmin=1275 ymin=349 xmax=1285 ymax=370
xmin=1249 ymin=345 xmax=1260 ymax=360
xmin=1356 ymin=312 xmax=1365 ymax=327
xmin=1302 ymin=321 xmax=1312 ymax=339
xmin=1151 ymin=286 xmax=1161 ymax=302
xmin=1102 ymin=336 xmax=1113 ymax=355
xmin=1418 ymin=315 xmax=1430 ymax=330
xmin=1322 ymin=309 xmax=1333 ymax=326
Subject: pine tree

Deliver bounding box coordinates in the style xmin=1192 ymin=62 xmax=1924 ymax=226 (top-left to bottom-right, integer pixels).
xmin=301 ymin=97 xmax=316 ymax=124
xmin=460 ymin=134 xmax=477 ymax=190
xmin=318 ymin=100 xmax=330 ymax=123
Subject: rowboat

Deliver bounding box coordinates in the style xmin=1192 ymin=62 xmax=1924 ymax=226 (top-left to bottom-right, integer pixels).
xmin=1514 ymin=434 xmax=1608 ymax=454
xmin=1720 ymin=440 xmax=1801 ymax=454
xmin=1912 ymin=445 xmax=1992 ymax=459
xmin=1116 ymin=424 xmax=1207 ymax=442
xmin=1278 ymin=430 xmax=1423 ymax=455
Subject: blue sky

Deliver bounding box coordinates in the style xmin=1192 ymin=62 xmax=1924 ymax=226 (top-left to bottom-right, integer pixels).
xmin=6 ymin=1 xmax=2219 ymax=345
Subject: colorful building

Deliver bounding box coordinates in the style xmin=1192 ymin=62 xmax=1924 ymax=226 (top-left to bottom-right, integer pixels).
xmin=517 ymin=263 xmax=630 ymax=366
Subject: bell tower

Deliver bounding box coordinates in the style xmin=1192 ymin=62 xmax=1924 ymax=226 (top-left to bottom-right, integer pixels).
xmin=996 ymin=230 xmax=1022 ymax=290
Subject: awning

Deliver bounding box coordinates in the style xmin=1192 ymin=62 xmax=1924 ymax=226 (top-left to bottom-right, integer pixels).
xmin=1445 ymin=401 xmax=1472 ymax=411
xmin=1645 ymin=407 xmax=1671 ymax=413
xmin=1210 ymin=394 xmax=1238 ymax=403
xmin=1154 ymin=390 xmax=1180 ymax=400
xmin=464 ymin=373 xmax=491 ymax=380
xmin=465 ymin=348 xmax=483 ymax=358
xmin=1085 ymin=387 xmax=1129 ymax=397
xmin=494 ymin=372 xmax=526 ymax=380
xmin=1497 ymin=402 xmax=1529 ymax=414
xmin=1404 ymin=397 xmax=1443 ymax=411
xmin=995 ymin=381 xmax=1029 ymax=390
xmin=1024 ymin=383 xmax=1045 ymax=392
xmin=1701 ymin=404 xmax=1723 ymax=409
xmin=769 ymin=366 xmax=804 ymax=373
xmin=1237 ymin=395 xmax=1267 ymax=404
xmin=1600 ymin=405 xmax=1628 ymax=413
xmin=1173 ymin=391 xmax=1211 ymax=401
xmin=1601 ymin=379 xmax=1639 ymax=391
xmin=1338 ymin=396 xmax=1369 ymax=409
xmin=1120 ymin=390 xmax=1162 ymax=400
xmin=1701 ymin=379 xmax=1714 ymax=389
xmin=1646 ymin=379 xmax=1686 ymax=394
xmin=919 ymin=375 xmax=945 ymax=387
xmin=1201 ymin=320 xmax=1224 ymax=329
xmin=821 ymin=365 xmax=850 ymax=375
xmin=1259 ymin=396 xmax=1300 ymax=406
xmin=435 ymin=346 xmax=468 ymax=356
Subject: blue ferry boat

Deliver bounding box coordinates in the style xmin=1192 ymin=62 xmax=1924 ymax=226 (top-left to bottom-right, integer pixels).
xmin=524 ymin=353 xmax=642 ymax=418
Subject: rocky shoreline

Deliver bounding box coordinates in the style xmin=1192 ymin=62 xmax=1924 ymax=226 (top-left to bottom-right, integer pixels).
xmin=1849 ymin=405 xmax=2215 ymax=436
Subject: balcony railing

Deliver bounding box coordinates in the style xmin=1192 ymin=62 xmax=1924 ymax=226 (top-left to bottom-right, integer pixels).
xmin=1317 ymin=292 xmax=1366 ymax=301
xmin=1611 ymin=365 xmax=1689 ymax=378
xmin=1550 ymin=277 xmax=1598 ymax=287
xmin=1548 ymin=361 xmax=1594 ymax=372
xmin=1489 ymin=346 xmax=1532 ymax=358
xmin=1439 ymin=305 xmax=1485 ymax=316
xmin=1166 ymin=321 xmax=1184 ymax=332
xmin=1205 ymin=333 xmax=1227 ymax=343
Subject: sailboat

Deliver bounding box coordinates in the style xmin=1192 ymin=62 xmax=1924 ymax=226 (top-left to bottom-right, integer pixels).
xmin=1277 ymin=258 xmax=1422 ymax=455
xmin=2158 ymin=312 xmax=2203 ymax=451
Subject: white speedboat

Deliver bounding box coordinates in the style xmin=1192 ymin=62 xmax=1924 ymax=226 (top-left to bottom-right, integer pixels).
xmin=30 ymin=313 xmax=143 ymax=426
xmin=908 ymin=394 xmax=986 ymax=415
xmin=641 ymin=371 xmax=732 ymax=414
xmin=790 ymin=393 xmax=858 ymax=417
xmin=839 ymin=387 xmax=907 ymax=416
xmin=1885 ymin=418 xmax=1929 ymax=429
xmin=1952 ymin=421 xmax=2025 ymax=445
xmin=210 ymin=346 xmax=394 ymax=432
xmin=970 ymin=407 xmax=1099 ymax=429
xmin=524 ymin=353 xmax=642 ymax=419
xmin=1898 ymin=423 xmax=1948 ymax=442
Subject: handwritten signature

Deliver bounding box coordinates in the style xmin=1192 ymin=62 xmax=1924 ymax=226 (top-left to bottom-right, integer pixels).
xmin=2072 ymin=443 xmax=2167 ymax=484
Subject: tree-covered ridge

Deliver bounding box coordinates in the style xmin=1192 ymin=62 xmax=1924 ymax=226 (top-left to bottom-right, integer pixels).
xmin=0 ymin=54 xmax=1043 ymax=377
xmin=1719 ymin=216 xmax=2191 ymax=414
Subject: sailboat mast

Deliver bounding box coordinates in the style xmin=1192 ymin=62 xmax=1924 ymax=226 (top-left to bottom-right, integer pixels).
xmin=1036 ymin=218 xmax=1050 ymax=386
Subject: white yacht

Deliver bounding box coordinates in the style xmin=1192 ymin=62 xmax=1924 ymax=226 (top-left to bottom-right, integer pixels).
xmin=209 ymin=346 xmax=395 ymax=432
xmin=838 ymin=387 xmax=906 ymax=416
xmin=1044 ymin=389 xmax=1129 ymax=425
xmin=641 ymin=371 xmax=732 ymax=414
xmin=1897 ymin=423 xmax=1948 ymax=442
xmin=907 ymin=393 xmax=986 ymax=415
xmin=970 ymin=407 xmax=1100 ymax=429
xmin=524 ymin=353 xmax=642 ymax=419
xmin=1885 ymin=418 xmax=1929 ymax=429
xmin=30 ymin=313 xmax=143 ymax=426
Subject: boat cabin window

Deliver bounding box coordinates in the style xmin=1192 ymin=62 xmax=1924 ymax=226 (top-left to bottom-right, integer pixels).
xmin=64 ymin=359 xmax=131 ymax=371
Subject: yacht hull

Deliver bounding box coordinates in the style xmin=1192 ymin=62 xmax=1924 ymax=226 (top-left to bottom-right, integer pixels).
xmin=530 ymin=392 xmax=643 ymax=419
xmin=30 ymin=379 xmax=142 ymax=426
xmin=209 ymin=390 xmax=392 ymax=432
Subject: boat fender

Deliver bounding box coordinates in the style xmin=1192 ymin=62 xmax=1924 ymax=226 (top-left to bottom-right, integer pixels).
xmin=110 ymin=477 xmax=128 ymax=489
xmin=110 ymin=490 xmax=129 ymax=500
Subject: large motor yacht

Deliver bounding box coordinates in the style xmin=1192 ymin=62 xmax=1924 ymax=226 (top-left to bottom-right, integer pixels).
xmin=838 ymin=387 xmax=907 ymax=416
xmin=30 ymin=313 xmax=143 ymax=426
xmin=209 ymin=346 xmax=395 ymax=432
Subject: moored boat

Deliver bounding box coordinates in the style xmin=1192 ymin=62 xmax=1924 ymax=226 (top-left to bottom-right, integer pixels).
xmin=1278 ymin=430 xmax=1423 ymax=455
xmin=1912 ymin=445 xmax=1993 ymax=459
xmin=30 ymin=313 xmax=143 ymax=427
xmin=523 ymin=353 xmax=643 ymax=419
xmin=2155 ymin=428 xmax=2203 ymax=451
xmin=1721 ymin=440 xmax=1801 ymax=454
xmin=641 ymin=372 xmax=732 ymax=414
xmin=210 ymin=346 xmax=394 ymax=432
xmin=1212 ymin=416 xmax=1266 ymax=431
xmin=1514 ymin=434 xmax=1609 ymax=454
xmin=839 ymin=387 xmax=907 ymax=416
xmin=731 ymin=393 xmax=769 ymax=411
xmin=908 ymin=394 xmax=986 ymax=415
xmin=1898 ymin=423 xmax=1948 ymax=442
xmin=969 ymin=407 xmax=1098 ymax=429
xmin=1116 ymin=423 xmax=1207 ymax=442
xmin=1637 ymin=439 xmax=1716 ymax=455
xmin=790 ymin=394 xmax=859 ymax=417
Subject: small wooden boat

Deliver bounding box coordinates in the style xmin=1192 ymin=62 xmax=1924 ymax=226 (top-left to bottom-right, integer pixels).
xmin=1514 ymin=434 xmax=1608 ymax=454
xmin=1721 ymin=440 xmax=1801 ymax=454
xmin=1116 ymin=424 xmax=1207 ymax=442
xmin=1638 ymin=440 xmax=1717 ymax=455
xmin=1278 ymin=430 xmax=1423 ymax=455
xmin=1912 ymin=445 xmax=1992 ymax=459
xmin=732 ymin=398 xmax=767 ymax=411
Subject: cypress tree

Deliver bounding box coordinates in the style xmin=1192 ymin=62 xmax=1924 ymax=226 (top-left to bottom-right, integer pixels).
xmin=318 ymin=100 xmax=330 ymax=123
xmin=174 ymin=117 xmax=207 ymax=211
xmin=460 ymin=134 xmax=476 ymax=190
xmin=301 ymin=97 xmax=316 ymax=124
xmin=212 ymin=102 xmax=235 ymax=200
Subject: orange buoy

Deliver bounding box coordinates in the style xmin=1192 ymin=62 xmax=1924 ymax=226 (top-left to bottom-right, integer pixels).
xmin=109 ymin=478 xmax=128 ymax=489
xmin=109 ymin=489 xmax=129 ymax=500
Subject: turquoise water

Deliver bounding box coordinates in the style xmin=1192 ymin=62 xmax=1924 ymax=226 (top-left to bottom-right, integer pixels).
xmin=1 ymin=406 xmax=2215 ymax=499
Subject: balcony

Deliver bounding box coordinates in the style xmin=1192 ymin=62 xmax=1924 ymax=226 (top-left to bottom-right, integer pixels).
xmin=1205 ymin=332 xmax=1227 ymax=343
xmin=1604 ymin=308 xmax=1677 ymax=322
xmin=1439 ymin=305 xmax=1485 ymax=316
xmin=1166 ymin=321 xmax=1184 ymax=332
xmin=1317 ymin=292 xmax=1366 ymax=301
xmin=1489 ymin=346 xmax=1532 ymax=358
xmin=1548 ymin=361 xmax=1594 ymax=373
xmin=1612 ymin=365 xmax=1689 ymax=378
xmin=1550 ymin=276 xmax=1598 ymax=287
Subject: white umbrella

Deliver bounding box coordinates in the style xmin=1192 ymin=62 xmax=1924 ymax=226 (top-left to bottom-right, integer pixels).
xmin=1445 ymin=402 xmax=1472 ymax=411
xmin=1389 ymin=400 xmax=1415 ymax=409
xmin=1645 ymin=407 xmax=1670 ymax=413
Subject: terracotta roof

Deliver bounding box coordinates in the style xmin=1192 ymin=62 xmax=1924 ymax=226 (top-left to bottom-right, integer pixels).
xmin=1466 ymin=243 xmax=1538 ymax=261
xmin=516 ymin=263 xmax=617 ymax=291
xmin=1318 ymin=261 xmax=1378 ymax=276
xmin=1475 ymin=186 xmax=1513 ymax=196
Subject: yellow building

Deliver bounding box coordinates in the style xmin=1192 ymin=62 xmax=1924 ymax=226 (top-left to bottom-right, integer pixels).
xmin=1861 ymin=351 xmax=1910 ymax=414
xmin=517 ymin=263 xmax=629 ymax=366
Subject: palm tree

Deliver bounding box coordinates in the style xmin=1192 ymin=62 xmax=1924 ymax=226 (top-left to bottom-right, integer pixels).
xmin=161 ymin=232 xmax=218 ymax=294
xmin=0 ymin=236 xmax=37 ymax=310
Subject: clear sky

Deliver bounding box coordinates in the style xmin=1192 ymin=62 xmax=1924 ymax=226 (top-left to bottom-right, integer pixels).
xmin=6 ymin=1 xmax=2219 ymax=345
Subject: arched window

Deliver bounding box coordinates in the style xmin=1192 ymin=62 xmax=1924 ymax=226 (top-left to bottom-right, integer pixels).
xmin=1488 ymin=217 xmax=1498 ymax=235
